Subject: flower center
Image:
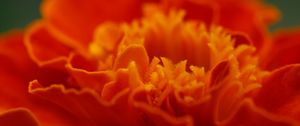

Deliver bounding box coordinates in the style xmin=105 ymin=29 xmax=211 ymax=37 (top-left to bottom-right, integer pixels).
xmin=120 ymin=7 xmax=236 ymax=70
xmin=89 ymin=6 xmax=238 ymax=72
xmin=87 ymin=4 xmax=265 ymax=111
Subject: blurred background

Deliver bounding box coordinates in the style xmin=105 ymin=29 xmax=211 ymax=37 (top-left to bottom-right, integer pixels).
xmin=0 ymin=0 xmax=300 ymax=33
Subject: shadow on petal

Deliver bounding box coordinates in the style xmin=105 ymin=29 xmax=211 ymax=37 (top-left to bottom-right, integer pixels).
xmin=0 ymin=108 xmax=39 ymax=126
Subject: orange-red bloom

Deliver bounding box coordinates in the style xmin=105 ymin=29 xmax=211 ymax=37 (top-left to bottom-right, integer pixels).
xmin=1 ymin=0 xmax=300 ymax=126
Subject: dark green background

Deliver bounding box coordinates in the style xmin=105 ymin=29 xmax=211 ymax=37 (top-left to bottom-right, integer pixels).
xmin=0 ymin=0 xmax=299 ymax=33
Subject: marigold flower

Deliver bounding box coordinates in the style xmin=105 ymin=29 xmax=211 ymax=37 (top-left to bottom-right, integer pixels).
xmin=1 ymin=0 xmax=300 ymax=126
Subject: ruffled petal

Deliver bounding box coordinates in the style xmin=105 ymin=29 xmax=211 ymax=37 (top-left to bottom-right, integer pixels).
xmin=29 ymin=80 xmax=143 ymax=126
xmin=24 ymin=21 xmax=71 ymax=69
xmin=102 ymin=62 xmax=143 ymax=101
xmin=162 ymin=0 xmax=279 ymax=50
xmin=0 ymin=32 xmax=81 ymax=126
xmin=66 ymin=54 xmax=113 ymax=92
xmin=2 ymin=1 xmax=292 ymax=125
xmin=114 ymin=45 xmax=149 ymax=76
xmin=130 ymin=87 xmax=194 ymax=126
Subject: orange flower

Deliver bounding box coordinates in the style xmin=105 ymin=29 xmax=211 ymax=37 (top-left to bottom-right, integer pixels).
xmin=1 ymin=0 xmax=300 ymax=126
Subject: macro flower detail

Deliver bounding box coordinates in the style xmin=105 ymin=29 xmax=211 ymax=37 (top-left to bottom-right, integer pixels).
xmin=1 ymin=0 xmax=300 ymax=126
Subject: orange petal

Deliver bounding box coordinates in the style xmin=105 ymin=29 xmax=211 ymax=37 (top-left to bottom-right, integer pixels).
xmin=114 ymin=45 xmax=149 ymax=76
xmin=261 ymin=28 xmax=300 ymax=70
xmin=214 ymin=82 xmax=242 ymax=124
xmin=130 ymin=88 xmax=194 ymax=126
xmin=24 ymin=21 xmax=71 ymax=69
xmin=255 ymin=64 xmax=300 ymax=121
xmin=41 ymin=0 xmax=148 ymax=52
xmin=66 ymin=56 xmax=113 ymax=93
xmin=102 ymin=62 xmax=143 ymax=101
xmin=90 ymin=22 xmax=124 ymax=57
xmin=0 ymin=108 xmax=39 ymax=126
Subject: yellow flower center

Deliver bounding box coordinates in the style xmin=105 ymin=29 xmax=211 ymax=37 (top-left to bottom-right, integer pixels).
xmin=88 ymin=5 xmax=265 ymax=106
xmin=89 ymin=5 xmax=243 ymax=71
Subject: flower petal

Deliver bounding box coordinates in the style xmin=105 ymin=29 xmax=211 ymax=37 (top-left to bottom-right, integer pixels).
xmin=0 ymin=108 xmax=39 ymax=126
xmin=255 ymin=64 xmax=300 ymax=121
xmin=66 ymin=54 xmax=113 ymax=93
xmin=102 ymin=62 xmax=143 ymax=101
xmin=224 ymin=99 xmax=299 ymax=126
xmin=130 ymin=87 xmax=194 ymax=126
xmin=24 ymin=21 xmax=71 ymax=69
xmin=214 ymin=82 xmax=242 ymax=124
xmin=261 ymin=28 xmax=300 ymax=70
xmin=210 ymin=60 xmax=230 ymax=87
xmin=165 ymin=0 xmax=216 ymax=24
xmin=29 ymin=80 xmax=142 ymax=125
xmin=231 ymin=32 xmax=253 ymax=47
xmin=41 ymin=0 xmax=150 ymax=51
xmin=216 ymin=0 xmax=280 ymax=50
xmin=0 ymin=32 xmax=36 ymax=109
xmin=0 ymin=31 xmax=34 ymax=75
xmin=114 ymin=44 xmax=149 ymax=76
xmin=0 ymin=32 xmax=82 ymax=126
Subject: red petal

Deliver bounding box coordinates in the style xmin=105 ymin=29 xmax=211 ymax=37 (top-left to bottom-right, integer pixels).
xmin=217 ymin=1 xmax=279 ymax=50
xmin=231 ymin=32 xmax=253 ymax=47
xmin=255 ymin=64 xmax=300 ymax=121
xmin=41 ymin=0 xmax=147 ymax=51
xmin=171 ymin=93 xmax=213 ymax=126
xmin=261 ymin=28 xmax=300 ymax=70
xmin=66 ymin=59 xmax=113 ymax=93
xmin=24 ymin=21 xmax=71 ymax=69
xmin=0 ymin=31 xmax=34 ymax=75
xmin=183 ymin=2 xmax=216 ymax=25
xmin=168 ymin=0 xmax=216 ymax=25
xmin=0 ymin=108 xmax=39 ymax=126
xmin=210 ymin=60 xmax=230 ymax=87
xmin=29 ymin=80 xmax=142 ymax=125
xmin=224 ymin=99 xmax=299 ymax=126
xmin=0 ymin=32 xmax=36 ymax=108
xmin=130 ymin=88 xmax=194 ymax=126
xmin=0 ymin=32 xmax=80 ymax=126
